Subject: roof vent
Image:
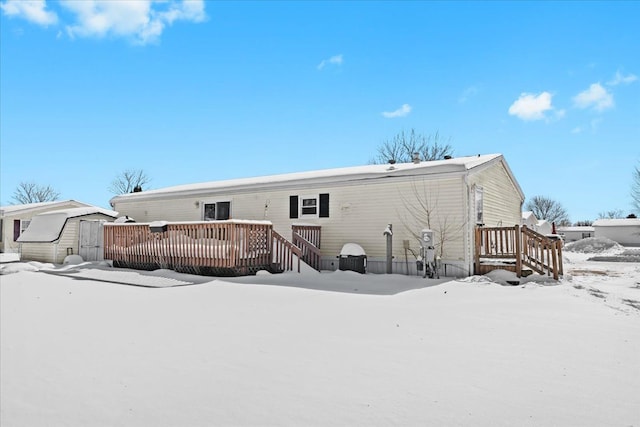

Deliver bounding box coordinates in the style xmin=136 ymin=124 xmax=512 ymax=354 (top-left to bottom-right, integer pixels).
xmin=444 ymin=155 xmax=452 ymax=160
xmin=388 ymin=159 xmax=396 ymax=164
xmin=412 ymin=153 xmax=420 ymax=164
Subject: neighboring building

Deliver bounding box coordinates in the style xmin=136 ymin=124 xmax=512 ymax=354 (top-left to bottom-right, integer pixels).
xmin=18 ymin=207 xmax=119 ymax=263
xmin=0 ymin=200 xmax=92 ymax=253
xmin=557 ymin=226 xmax=594 ymax=243
xmin=110 ymin=154 xmax=524 ymax=276
xmin=521 ymin=211 xmax=553 ymax=235
xmin=593 ymin=218 xmax=640 ymax=246
xmin=522 ymin=211 xmax=538 ymax=230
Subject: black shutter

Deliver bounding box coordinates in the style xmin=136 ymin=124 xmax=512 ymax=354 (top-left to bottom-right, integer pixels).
xmin=319 ymin=193 xmax=329 ymax=218
xmin=289 ymin=196 xmax=299 ymax=219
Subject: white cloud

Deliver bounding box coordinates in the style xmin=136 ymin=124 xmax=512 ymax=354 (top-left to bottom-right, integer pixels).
xmin=573 ymin=83 xmax=614 ymax=112
xmin=62 ymin=0 xmax=206 ymax=44
xmin=508 ymin=92 xmax=553 ymax=121
xmin=1 ymin=0 xmax=58 ymax=26
xmin=317 ymin=54 xmax=343 ymax=70
xmin=381 ymin=104 xmax=412 ymax=118
xmin=1 ymin=0 xmax=206 ymax=44
xmin=458 ymin=86 xmax=478 ymax=104
xmin=607 ymin=70 xmax=637 ymax=86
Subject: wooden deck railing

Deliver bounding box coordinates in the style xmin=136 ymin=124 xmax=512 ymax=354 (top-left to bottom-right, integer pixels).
xmin=292 ymin=224 xmax=321 ymax=249
xmin=475 ymin=225 xmax=563 ymax=280
xmin=104 ymin=220 xmax=274 ymax=275
xmin=292 ymin=231 xmax=322 ymax=271
xmin=272 ymin=230 xmax=302 ymax=273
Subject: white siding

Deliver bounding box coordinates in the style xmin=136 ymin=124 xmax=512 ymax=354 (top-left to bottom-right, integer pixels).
xmin=1 ymin=201 xmax=89 ymax=253
xmin=468 ymin=161 xmax=523 ymax=228
xmin=20 ymin=214 xmax=115 ymax=263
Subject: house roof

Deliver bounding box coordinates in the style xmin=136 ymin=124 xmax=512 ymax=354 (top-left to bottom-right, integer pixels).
xmin=0 ymin=200 xmax=91 ymax=217
xmin=592 ymin=218 xmax=640 ymax=227
xmin=557 ymin=226 xmax=594 ymax=232
xmin=17 ymin=207 xmax=119 ymax=243
xmin=110 ymin=153 xmax=524 ymax=203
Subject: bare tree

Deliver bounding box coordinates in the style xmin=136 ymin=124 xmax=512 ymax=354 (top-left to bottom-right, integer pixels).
xmin=370 ymin=129 xmax=453 ymax=164
xmin=109 ymin=169 xmax=151 ymax=195
xmin=525 ymin=195 xmax=570 ymax=226
xmin=399 ymin=181 xmax=466 ymax=260
xmin=574 ymin=220 xmax=593 ymax=226
xmin=632 ymin=163 xmax=640 ymax=215
xmin=12 ymin=182 xmax=60 ymax=204
xmin=597 ymin=209 xmax=625 ymax=219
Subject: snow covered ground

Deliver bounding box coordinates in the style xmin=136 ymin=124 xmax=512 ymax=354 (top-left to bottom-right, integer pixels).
xmin=1 ymin=240 xmax=639 ymax=427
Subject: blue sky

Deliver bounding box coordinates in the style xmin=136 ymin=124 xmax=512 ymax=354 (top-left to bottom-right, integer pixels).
xmin=1 ymin=1 xmax=638 ymax=222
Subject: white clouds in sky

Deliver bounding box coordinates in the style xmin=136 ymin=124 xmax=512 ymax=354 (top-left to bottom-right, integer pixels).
xmin=573 ymin=83 xmax=614 ymax=112
xmin=0 ymin=0 xmax=206 ymax=44
xmin=508 ymin=92 xmax=554 ymax=121
xmin=381 ymin=104 xmax=412 ymax=118
xmin=607 ymin=70 xmax=637 ymax=86
xmin=317 ymin=54 xmax=343 ymax=70
xmin=1 ymin=0 xmax=57 ymax=26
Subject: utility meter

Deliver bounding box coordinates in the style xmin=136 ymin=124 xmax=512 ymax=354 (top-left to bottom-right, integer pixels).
xmin=420 ymin=229 xmax=435 ymax=263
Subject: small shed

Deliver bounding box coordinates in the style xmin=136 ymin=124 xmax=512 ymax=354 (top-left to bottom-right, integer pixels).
xmin=0 ymin=200 xmax=92 ymax=253
xmin=592 ymin=218 xmax=640 ymax=246
xmin=17 ymin=207 xmax=119 ymax=263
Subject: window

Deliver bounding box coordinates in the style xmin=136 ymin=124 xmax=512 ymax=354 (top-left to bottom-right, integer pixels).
xmin=290 ymin=194 xmax=330 ymax=218
xmin=474 ymin=186 xmax=484 ymax=225
xmin=302 ymin=197 xmax=317 ymax=215
xmin=203 ymin=201 xmax=231 ymax=221
xmin=13 ymin=219 xmax=30 ymax=241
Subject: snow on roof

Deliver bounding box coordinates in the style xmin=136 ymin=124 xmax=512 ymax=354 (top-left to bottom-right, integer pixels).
xmin=592 ymin=218 xmax=640 ymax=227
xmin=0 ymin=200 xmax=91 ymax=216
xmin=522 ymin=211 xmax=535 ymax=220
xmin=17 ymin=207 xmax=119 ymax=243
xmin=340 ymin=243 xmax=366 ymax=256
xmin=111 ymin=154 xmax=509 ymax=203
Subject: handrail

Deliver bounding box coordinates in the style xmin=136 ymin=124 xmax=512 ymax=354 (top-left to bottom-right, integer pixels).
xmin=271 ymin=230 xmax=302 ymax=273
xmin=292 ymin=231 xmax=322 ymax=271
xmin=475 ymin=225 xmax=562 ymax=280
xmin=292 ymin=224 xmax=321 ymax=249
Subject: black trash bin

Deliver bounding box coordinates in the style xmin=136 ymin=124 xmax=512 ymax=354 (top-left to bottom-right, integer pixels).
xmin=338 ymin=243 xmax=367 ymax=274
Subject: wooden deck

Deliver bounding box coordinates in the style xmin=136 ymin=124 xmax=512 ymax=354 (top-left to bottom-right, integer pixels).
xmin=475 ymin=225 xmax=563 ymax=280
xmin=104 ymin=220 xmax=308 ymax=276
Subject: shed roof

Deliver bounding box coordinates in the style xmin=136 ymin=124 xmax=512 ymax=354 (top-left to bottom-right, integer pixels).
xmin=17 ymin=207 xmax=119 ymax=243
xmin=0 ymin=200 xmax=91 ymax=216
xmin=111 ymin=153 xmax=523 ymax=203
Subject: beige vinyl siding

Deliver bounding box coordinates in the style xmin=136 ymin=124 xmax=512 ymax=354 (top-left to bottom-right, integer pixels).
xmin=20 ymin=214 xmax=115 ymax=263
xmin=114 ymin=176 xmax=468 ymax=263
xmin=1 ymin=201 xmax=89 ymax=253
xmin=468 ymin=161 xmax=523 ymax=228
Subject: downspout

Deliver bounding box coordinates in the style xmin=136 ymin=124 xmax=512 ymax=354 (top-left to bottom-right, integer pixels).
xmin=463 ymin=171 xmax=472 ymax=276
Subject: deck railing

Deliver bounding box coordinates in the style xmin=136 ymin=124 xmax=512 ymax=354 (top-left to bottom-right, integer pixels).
xmin=104 ymin=220 xmax=274 ymax=275
xmin=475 ymin=225 xmax=562 ymax=280
xmin=272 ymin=230 xmax=302 ymax=273
xmin=292 ymin=224 xmax=321 ymax=249
xmin=292 ymin=230 xmax=322 ymax=271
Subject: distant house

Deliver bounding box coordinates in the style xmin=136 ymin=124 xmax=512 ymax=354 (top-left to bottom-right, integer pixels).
xmin=18 ymin=207 xmax=119 ymax=263
xmin=521 ymin=211 xmax=552 ymax=235
xmin=0 ymin=200 xmax=92 ymax=254
xmin=110 ymin=154 xmax=525 ymax=276
xmin=593 ymin=218 xmax=640 ymax=246
xmin=557 ymin=226 xmax=594 ymax=243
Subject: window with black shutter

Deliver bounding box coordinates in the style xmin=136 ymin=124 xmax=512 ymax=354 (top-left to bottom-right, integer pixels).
xmin=319 ymin=193 xmax=329 ymax=218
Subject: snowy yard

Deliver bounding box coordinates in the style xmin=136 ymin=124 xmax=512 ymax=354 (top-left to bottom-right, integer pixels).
xmin=1 ymin=241 xmax=639 ymax=427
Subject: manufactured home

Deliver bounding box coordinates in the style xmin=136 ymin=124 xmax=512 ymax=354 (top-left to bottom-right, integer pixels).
xmin=109 ymin=154 xmax=525 ymax=276
xmin=0 ymin=200 xmax=92 ymax=254
xmin=557 ymin=226 xmax=594 ymax=243
xmin=593 ymin=218 xmax=640 ymax=246
xmin=18 ymin=207 xmax=119 ymax=263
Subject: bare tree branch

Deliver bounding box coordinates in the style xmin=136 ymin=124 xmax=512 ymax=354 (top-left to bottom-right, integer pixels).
xmin=632 ymin=163 xmax=640 ymax=215
xmin=370 ymin=129 xmax=453 ymax=164
xmin=12 ymin=182 xmax=60 ymax=204
xmin=525 ymin=195 xmax=570 ymax=226
xmin=109 ymin=169 xmax=151 ymax=195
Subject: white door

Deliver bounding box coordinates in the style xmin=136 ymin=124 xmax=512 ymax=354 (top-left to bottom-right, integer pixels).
xmin=79 ymin=220 xmax=105 ymax=261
